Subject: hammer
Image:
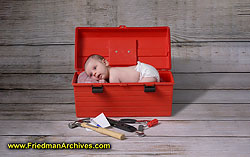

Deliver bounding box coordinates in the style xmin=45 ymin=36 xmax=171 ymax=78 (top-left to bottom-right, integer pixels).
xmin=68 ymin=119 xmax=125 ymax=140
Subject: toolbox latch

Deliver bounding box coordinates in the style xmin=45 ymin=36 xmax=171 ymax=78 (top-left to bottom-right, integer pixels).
xmin=144 ymin=85 xmax=156 ymax=92
xmin=92 ymin=86 xmax=103 ymax=93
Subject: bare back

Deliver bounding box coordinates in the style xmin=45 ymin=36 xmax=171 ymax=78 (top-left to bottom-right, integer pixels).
xmin=109 ymin=66 xmax=140 ymax=83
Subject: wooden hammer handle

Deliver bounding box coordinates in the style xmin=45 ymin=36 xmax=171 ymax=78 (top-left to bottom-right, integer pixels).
xmin=81 ymin=122 xmax=125 ymax=140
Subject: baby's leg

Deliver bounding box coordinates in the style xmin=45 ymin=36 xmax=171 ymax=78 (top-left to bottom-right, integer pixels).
xmin=139 ymin=77 xmax=157 ymax=82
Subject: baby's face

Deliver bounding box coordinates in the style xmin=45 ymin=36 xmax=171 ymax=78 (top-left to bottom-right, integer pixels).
xmin=85 ymin=58 xmax=109 ymax=81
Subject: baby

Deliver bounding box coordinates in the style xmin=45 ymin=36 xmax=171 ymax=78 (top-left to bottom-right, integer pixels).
xmin=82 ymin=54 xmax=160 ymax=83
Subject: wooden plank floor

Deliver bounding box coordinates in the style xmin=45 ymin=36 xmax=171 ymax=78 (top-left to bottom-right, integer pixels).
xmin=1 ymin=0 xmax=250 ymax=156
xmin=1 ymin=103 xmax=250 ymax=156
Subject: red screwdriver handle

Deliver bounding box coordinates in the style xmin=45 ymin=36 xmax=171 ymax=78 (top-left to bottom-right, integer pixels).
xmin=147 ymin=119 xmax=158 ymax=127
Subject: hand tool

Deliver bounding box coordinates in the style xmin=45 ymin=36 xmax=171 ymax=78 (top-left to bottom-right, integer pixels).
xmin=119 ymin=118 xmax=158 ymax=137
xmin=68 ymin=119 xmax=125 ymax=140
xmin=107 ymin=118 xmax=137 ymax=132
xmin=119 ymin=118 xmax=159 ymax=129
xmin=136 ymin=125 xmax=145 ymax=137
xmin=68 ymin=118 xmax=90 ymax=129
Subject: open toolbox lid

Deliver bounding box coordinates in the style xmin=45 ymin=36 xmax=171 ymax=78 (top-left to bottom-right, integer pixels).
xmin=75 ymin=25 xmax=171 ymax=72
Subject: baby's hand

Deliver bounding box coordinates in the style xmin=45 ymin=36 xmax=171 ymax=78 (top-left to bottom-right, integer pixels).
xmin=98 ymin=79 xmax=106 ymax=83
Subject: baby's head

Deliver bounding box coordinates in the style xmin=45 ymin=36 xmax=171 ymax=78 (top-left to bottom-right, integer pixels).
xmin=84 ymin=54 xmax=110 ymax=81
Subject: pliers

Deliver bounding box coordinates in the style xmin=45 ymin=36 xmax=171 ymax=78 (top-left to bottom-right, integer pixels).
xmin=119 ymin=119 xmax=159 ymax=128
xmin=119 ymin=119 xmax=159 ymax=137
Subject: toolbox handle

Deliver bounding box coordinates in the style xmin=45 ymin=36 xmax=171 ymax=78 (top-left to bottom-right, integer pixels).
xmin=92 ymin=86 xmax=103 ymax=93
xmin=144 ymin=85 xmax=156 ymax=92
xmin=119 ymin=25 xmax=127 ymax=29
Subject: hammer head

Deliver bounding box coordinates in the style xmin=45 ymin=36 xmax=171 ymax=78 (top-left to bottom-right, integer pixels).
xmin=68 ymin=122 xmax=81 ymax=129
xmin=68 ymin=118 xmax=91 ymax=129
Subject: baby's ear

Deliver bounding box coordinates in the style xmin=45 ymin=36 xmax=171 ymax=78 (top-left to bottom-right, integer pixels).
xmin=102 ymin=59 xmax=109 ymax=66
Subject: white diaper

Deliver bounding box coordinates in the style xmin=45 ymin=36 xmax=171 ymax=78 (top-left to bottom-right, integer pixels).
xmin=135 ymin=61 xmax=160 ymax=82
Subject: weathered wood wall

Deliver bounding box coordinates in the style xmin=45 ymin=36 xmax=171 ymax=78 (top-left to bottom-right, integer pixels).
xmin=1 ymin=0 xmax=250 ymax=156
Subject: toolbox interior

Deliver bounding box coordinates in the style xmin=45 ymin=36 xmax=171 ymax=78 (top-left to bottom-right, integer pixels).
xmin=75 ymin=27 xmax=171 ymax=72
xmin=159 ymin=71 xmax=174 ymax=83
xmin=73 ymin=71 xmax=173 ymax=84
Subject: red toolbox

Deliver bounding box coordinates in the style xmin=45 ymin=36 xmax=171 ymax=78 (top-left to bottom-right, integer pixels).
xmin=72 ymin=25 xmax=174 ymax=117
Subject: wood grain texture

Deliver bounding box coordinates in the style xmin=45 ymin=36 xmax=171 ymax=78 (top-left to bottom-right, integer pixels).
xmin=0 ymin=90 xmax=74 ymax=104
xmin=1 ymin=0 xmax=250 ymax=44
xmin=1 ymin=42 xmax=249 ymax=73
xmin=1 ymin=136 xmax=250 ymax=156
xmin=118 ymin=0 xmax=250 ymax=42
xmin=172 ymin=42 xmax=250 ymax=72
xmin=1 ymin=89 xmax=250 ymax=104
xmin=1 ymin=0 xmax=250 ymax=156
xmin=174 ymin=73 xmax=250 ymax=89
xmin=1 ymin=103 xmax=250 ymax=121
xmin=1 ymin=73 xmax=250 ymax=90
xmin=173 ymin=90 xmax=250 ymax=104
xmin=1 ymin=120 xmax=250 ymax=137
xmin=0 ymin=74 xmax=74 ymax=90
xmin=0 ymin=45 xmax=75 ymax=73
